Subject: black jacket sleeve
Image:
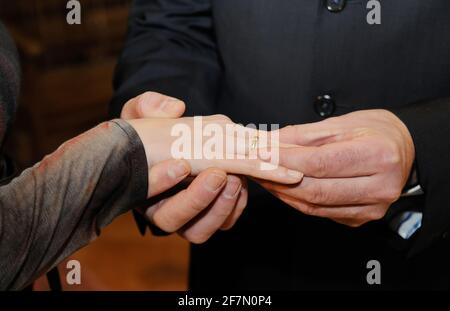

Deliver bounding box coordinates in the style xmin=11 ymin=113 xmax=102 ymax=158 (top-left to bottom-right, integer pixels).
xmin=110 ymin=0 xmax=222 ymax=118
xmin=391 ymin=98 xmax=450 ymax=256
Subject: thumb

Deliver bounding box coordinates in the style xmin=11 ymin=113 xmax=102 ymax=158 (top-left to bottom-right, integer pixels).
xmin=121 ymin=92 xmax=185 ymax=120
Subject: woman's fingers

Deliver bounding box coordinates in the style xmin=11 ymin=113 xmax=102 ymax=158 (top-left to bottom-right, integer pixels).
xmin=189 ymin=158 xmax=303 ymax=184
xmin=121 ymin=91 xmax=185 ymax=119
xmin=147 ymin=159 xmax=191 ymax=197
xmin=178 ymin=175 xmax=242 ymax=243
xmin=127 ymin=110 xmax=303 ymax=184
xmin=146 ymin=168 xmax=227 ymax=233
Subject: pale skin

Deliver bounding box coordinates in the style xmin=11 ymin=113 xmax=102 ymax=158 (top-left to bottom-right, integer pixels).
xmin=257 ymin=109 xmax=415 ymax=227
xmin=124 ymin=92 xmax=415 ymax=236
xmin=121 ymin=92 xmax=302 ymax=243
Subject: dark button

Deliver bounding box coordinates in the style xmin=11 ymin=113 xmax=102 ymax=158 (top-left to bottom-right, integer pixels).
xmin=314 ymin=94 xmax=336 ymax=118
xmin=326 ymin=0 xmax=346 ymax=12
xmin=443 ymin=231 xmax=449 ymax=239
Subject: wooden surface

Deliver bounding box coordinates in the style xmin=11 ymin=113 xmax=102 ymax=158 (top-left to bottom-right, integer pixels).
xmin=34 ymin=213 xmax=190 ymax=291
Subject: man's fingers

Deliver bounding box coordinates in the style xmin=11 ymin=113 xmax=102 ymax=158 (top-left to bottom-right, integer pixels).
xmin=307 ymin=204 xmax=387 ymax=226
xmin=277 ymin=121 xmax=344 ymax=146
xmin=178 ymin=175 xmax=242 ymax=243
xmin=268 ymin=191 xmax=386 ymax=226
xmin=276 ymin=116 xmax=361 ymax=146
xmin=329 ymin=217 xmax=360 ymax=227
xmin=277 ymin=139 xmax=385 ymax=178
xmin=259 ymin=175 xmax=396 ymax=206
xmin=147 ymin=159 xmax=191 ymax=197
xmin=147 ymin=168 xmax=227 ymax=233
xmin=221 ymin=177 xmax=248 ymax=230
xmin=121 ymin=91 xmax=185 ymax=119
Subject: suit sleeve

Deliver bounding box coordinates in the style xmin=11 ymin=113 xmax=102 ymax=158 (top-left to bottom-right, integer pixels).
xmin=110 ymin=0 xmax=222 ymax=118
xmin=0 ymin=119 xmax=148 ymax=290
xmin=391 ymin=98 xmax=450 ymax=256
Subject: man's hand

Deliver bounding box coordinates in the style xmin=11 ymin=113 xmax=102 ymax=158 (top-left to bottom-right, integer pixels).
xmin=121 ymin=92 xmax=248 ymax=243
xmin=258 ymin=109 xmax=415 ymax=227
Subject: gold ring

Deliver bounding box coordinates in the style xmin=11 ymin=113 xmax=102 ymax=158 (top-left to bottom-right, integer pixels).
xmin=251 ymin=134 xmax=259 ymax=150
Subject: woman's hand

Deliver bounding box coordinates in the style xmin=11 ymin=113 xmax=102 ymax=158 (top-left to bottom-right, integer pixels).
xmin=121 ymin=92 xmax=302 ymax=243
xmin=119 ymin=92 xmax=255 ymax=242
xmin=127 ymin=114 xmax=303 ymax=184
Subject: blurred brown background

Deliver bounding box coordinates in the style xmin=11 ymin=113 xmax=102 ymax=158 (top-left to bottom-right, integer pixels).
xmin=0 ymin=0 xmax=189 ymax=290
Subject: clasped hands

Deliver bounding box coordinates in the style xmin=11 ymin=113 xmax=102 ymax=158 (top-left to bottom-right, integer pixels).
xmin=124 ymin=92 xmax=415 ymax=243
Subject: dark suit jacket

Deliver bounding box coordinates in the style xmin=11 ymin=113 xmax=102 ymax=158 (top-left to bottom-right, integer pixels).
xmin=111 ymin=0 xmax=450 ymax=289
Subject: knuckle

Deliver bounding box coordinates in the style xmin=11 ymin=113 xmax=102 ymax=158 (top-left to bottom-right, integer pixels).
xmin=153 ymin=213 xmax=176 ymax=233
xmin=306 ymin=184 xmax=329 ymax=204
xmin=346 ymin=208 xmax=361 ymax=220
xmin=187 ymin=232 xmax=209 ymax=244
xmin=379 ymin=143 xmax=401 ymax=169
xmin=380 ymin=186 xmax=401 ymax=203
xmin=186 ymin=194 xmax=208 ymax=213
xmin=386 ymin=188 xmax=402 ymax=203
xmin=348 ymin=221 xmax=364 ymax=228
xmin=301 ymin=203 xmax=318 ymax=216
xmin=343 ymin=213 xmax=366 ymax=227
xmin=212 ymin=203 xmax=234 ymax=218
xmin=308 ymin=154 xmax=329 ymax=177
xmin=178 ymin=188 xmax=207 ymax=214
xmin=220 ymin=224 xmax=234 ymax=231
xmin=369 ymin=207 xmax=387 ymax=221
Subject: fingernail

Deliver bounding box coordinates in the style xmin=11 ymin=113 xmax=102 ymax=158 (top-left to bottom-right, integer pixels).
xmin=287 ymin=169 xmax=303 ymax=180
xmin=168 ymin=161 xmax=189 ymax=179
xmin=222 ymin=178 xmax=242 ymax=199
xmin=205 ymin=172 xmax=226 ymax=192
